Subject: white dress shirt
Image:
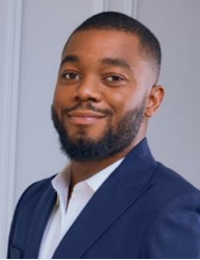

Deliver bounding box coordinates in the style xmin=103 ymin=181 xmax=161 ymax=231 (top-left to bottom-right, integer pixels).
xmin=38 ymin=159 xmax=124 ymax=259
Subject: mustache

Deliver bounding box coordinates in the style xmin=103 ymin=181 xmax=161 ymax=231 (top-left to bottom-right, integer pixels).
xmin=61 ymin=102 xmax=113 ymax=117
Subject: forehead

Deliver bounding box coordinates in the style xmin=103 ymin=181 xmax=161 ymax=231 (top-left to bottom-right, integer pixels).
xmin=62 ymin=29 xmax=143 ymax=64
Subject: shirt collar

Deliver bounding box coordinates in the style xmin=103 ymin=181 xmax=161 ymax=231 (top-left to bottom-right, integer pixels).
xmin=85 ymin=158 xmax=124 ymax=192
xmin=52 ymin=164 xmax=71 ymax=192
xmin=52 ymin=158 xmax=124 ymax=193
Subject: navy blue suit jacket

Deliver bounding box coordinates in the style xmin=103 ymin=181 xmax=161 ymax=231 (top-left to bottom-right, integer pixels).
xmin=7 ymin=139 xmax=200 ymax=258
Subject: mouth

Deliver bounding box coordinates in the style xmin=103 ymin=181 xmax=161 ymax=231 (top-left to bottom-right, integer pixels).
xmin=66 ymin=110 xmax=106 ymax=125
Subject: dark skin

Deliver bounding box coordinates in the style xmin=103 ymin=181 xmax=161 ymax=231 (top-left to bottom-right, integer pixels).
xmin=53 ymin=29 xmax=164 ymax=189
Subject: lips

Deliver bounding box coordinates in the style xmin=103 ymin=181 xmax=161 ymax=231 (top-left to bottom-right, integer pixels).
xmin=66 ymin=110 xmax=105 ymax=125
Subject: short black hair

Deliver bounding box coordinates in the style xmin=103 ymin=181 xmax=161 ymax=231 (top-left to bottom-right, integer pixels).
xmin=63 ymin=12 xmax=161 ymax=81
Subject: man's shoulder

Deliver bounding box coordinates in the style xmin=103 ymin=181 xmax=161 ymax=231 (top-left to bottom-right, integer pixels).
xmin=149 ymin=161 xmax=200 ymax=205
xmin=139 ymin=162 xmax=200 ymax=258
xmin=155 ymin=162 xmax=198 ymax=191
xmin=16 ymin=175 xmax=56 ymax=210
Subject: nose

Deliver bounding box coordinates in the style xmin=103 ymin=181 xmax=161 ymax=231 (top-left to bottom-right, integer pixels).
xmin=72 ymin=76 xmax=102 ymax=103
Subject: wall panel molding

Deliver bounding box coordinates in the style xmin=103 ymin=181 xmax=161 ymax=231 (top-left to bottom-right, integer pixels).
xmin=93 ymin=0 xmax=139 ymax=18
xmin=103 ymin=0 xmax=109 ymax=11
xmin=122 ymin=0 xmax=134 ymax=16
xmin=0 ymin=0 xmax=23 ymax=257
xmin=104 ymin=0 xmax=135 ymax=16
xmin=132 ymin=0 xmax=139 ymax=18
xmin=93 ymin=0 xmax=105 ymax=13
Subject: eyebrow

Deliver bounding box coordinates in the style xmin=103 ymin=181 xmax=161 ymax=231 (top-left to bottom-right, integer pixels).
xmin=60 ymin=55 xmax=132 ymax=71
xmin=61 ymin=55 xmax=80 ymax=67
xmin=101 ymin=58 xmax=132 ymax=71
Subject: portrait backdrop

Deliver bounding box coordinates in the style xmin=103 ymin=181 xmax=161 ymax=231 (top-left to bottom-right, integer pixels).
xmin=0 ymin=0 xmax=199 ymax=257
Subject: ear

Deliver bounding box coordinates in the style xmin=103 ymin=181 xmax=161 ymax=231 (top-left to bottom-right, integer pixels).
xmin=145 ymin=85 xmax=165 ymax=118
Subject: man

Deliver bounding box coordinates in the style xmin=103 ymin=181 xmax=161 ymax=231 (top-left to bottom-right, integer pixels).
xmin=8 ymin=12 xmax=200 ymax=258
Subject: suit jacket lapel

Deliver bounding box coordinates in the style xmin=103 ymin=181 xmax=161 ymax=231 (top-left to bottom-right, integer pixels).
xmin=24 ymin=183 xmax=56 ymax=258
xmin=53 ymin=138 xmax=156 ymax=258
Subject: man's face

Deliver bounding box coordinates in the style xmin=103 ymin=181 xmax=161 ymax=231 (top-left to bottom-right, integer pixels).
xmin=52 ymin=29 xmax=156 ymax=161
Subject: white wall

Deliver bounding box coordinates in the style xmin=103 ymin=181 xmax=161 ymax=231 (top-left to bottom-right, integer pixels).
xmin=138 ymin=0 xmax=200 ymax=186
xmin=0 ymin=0 xmax=199 ymax=257
xmin=0 ymin=1 xmax=9 ymax=256
xmin=0 ymin=0 xmax=23 ymax=257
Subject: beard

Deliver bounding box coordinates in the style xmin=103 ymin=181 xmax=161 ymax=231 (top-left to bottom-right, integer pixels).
xmin=51 ymin=99 xmax=146 ymax=162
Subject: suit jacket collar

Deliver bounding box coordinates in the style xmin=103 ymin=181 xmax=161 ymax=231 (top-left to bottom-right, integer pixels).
xmin=24 ymin=138 xmax=156 ymax=258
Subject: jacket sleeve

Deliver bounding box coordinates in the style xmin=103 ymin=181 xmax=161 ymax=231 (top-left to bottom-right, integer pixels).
xmin=139 ymin=192 xmax=200 ymax=258
xmin=7 ymin=190 xmax=27 ymax=259
xmin=7 ymin=183 xmax=44 ymax=259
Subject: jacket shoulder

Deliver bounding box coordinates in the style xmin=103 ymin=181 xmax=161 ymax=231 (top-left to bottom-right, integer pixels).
xmin=142 ymin=163 xmax=200 ymax=226
xmin=7 ymin=175 xmax=56 ymax=258
xmin=153 ymin=162 xmax=200 ymax=196
xmin=17 ymin=175 xmax=55 ymax=207
xmin=139 ymin=164 xmax=200 ymax=259
xmin=138 ymin=163 xmax=200 ymax=258
xmin=10 ymin=175 xmax=56 ymax=229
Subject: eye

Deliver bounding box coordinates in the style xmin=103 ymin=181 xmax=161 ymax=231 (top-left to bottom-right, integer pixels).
xmin=62 ymin=72 xmax=81 ymax=80
xmin=106 ymin=75 xmax=124 ymax=82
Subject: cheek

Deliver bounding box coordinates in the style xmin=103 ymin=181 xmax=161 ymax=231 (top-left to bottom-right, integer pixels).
xmin=109 ymin=92 xmax=134 ymax=116
xmin=53 ymin=86 xmax=72 ymax=112
xmin=110 ymin=92 xmax=146 ymax=125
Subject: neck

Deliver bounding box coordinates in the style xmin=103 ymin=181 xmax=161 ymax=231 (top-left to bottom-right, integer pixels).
xmin=70 ymin=133 xmax=145 ymax=188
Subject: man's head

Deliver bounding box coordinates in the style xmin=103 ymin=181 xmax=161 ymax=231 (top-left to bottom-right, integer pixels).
xmin=52 ymin=12 xmax=164 ymax=162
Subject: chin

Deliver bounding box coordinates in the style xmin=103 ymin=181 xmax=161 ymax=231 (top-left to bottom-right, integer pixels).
xmin=68 ymin=127 xmax=105 ymax=141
